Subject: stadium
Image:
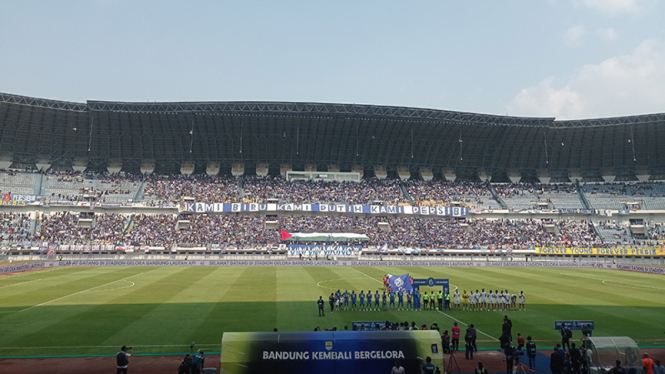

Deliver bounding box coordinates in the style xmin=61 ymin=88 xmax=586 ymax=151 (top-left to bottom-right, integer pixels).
xmin=1 ymin=92 xmax=665 ymax=374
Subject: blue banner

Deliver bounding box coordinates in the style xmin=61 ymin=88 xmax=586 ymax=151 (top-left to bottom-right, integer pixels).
xmin=554 ymin=320 xmax=594 ymax=330
xmin=388 ymin=274 xmax=413 ymax=293
xmin=288 ymin=244 xmax=362 ymax=257
xmin=413 ymin=278 xmax=450 ymax=294
xmin=221 ymin=331 xmax=444 ymax=374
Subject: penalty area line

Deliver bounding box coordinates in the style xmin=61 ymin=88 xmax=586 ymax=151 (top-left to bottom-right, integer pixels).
xmin=17 ymin=272 xmax=144 ymax=313
xmin=0 ymin=278 xmax=43 ymax=289
xmin=0 ymin=267 xmax=66 ymax=279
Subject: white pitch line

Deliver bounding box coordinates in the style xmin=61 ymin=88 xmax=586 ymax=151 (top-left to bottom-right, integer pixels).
xmin=0 ymin=278 xmax=43 ymax=289
xmin=349 ymin=267 xmax=384 ymax=284
xmin=601 ymin=279 xmax=665 ymax=291
xmin=17 ymin=272 xmax=144 ymax=313
xmin=86 ymin=280 xmax=136 ymax=293
xmin=0 ymin=267 xmax=65 ymax=279
xmin=316 ymin=277 xmax=368 ymax=290
xmin=558 ymin=272 xmax=665 ymax=291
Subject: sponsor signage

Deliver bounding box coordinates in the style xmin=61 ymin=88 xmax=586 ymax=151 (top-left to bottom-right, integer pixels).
xmin=535 ymin=247 xmax=665 ymax=256
xmin=220 ymin=331 xmax=443 ymax=374
xmin=555 ymin=321 xmax=594 ymax=330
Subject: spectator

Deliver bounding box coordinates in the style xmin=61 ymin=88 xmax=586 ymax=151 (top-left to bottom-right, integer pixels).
xmin=550 ymin=347 xmax=564 ymax=374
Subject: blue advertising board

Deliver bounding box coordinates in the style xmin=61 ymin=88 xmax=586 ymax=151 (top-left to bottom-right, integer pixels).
xmin=413 ymin=278 xmax=450 ymax=294
xmin=554 ymin=321 xmax=594 ymax=330
xmin=221 ymin=331 xmax=444 ymax=374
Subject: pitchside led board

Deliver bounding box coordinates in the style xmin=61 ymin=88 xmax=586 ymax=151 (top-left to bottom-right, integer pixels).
xmin=221 ymin=331 xmax=444 ymax=374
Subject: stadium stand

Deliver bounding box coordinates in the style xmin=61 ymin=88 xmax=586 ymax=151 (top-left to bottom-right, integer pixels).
xmin=0 ymin=169 xmax=40 ymax=196
xmin=533 ymin=183 xmax=583 ymax=209
xmin=35 ymin=212 xmax=128 ymax=244
xmin=1 ymin=93 xmax=665 ymax=256
xmin=493 ymin=184 xmax=538 ymax=211
xmin=241 ymin=176 xmax=409 ymax=205
xmin=582 ymin=183 xmax=630 ymax=210
xmin=143 ymin=174 xmax=238 ymax=205
xmin=42 ymin=172 xmax=142 ymax=204
xmin=632 ymin=183 xmax=665 ymax=210
xmin=592 ymin=220 xmax=628 ymax=245
xmin=0 ymin=212 xmax=32 ymax=242
xmin=28 ymin=213 xmax=610 ymax=249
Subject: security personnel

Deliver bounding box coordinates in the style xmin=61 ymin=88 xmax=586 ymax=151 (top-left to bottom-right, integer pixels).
xmin=430 ymin=291 xmax=436 ymax=310
xmin=317 ymin=296 xmax=325 ymax=316
xmin=437 ymin=290 xmax=444 ymax=310
xmin=423 ymin=291 xmax=429 ymax=310
xmin=444 ymin=291 xmax=451 ymax=310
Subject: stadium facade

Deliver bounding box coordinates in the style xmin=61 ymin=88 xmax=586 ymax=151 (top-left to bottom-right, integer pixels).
xmin=1 ymin=92 xmax=664 ymax=182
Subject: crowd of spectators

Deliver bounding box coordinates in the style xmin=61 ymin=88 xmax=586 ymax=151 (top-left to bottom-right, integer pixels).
xmin=242 ymin=176 xmax=409 ymax=205
xmin=42 ymin=171 xmax=143 ymax=204
xmin=494 ymin=183 xmax=536 ymax=198
xmin=0 ymin=212 xmax=32 ymax=242
xmin=629 ymin=183 xmax=665 ymax=196
xmin=534 ymin=183 xmax=577 ymax=194
xmin=127 ymin=214 xmax=178 ymax=246
xmin=582 ymin=183 xmax=627 ymax=196
xmin=178 ymin=215 xmax=276 ymax=246
xmin=143 ymin=174 xmax=238 ymax=204
xmin=373 ymin=218 xmax=602 ymax=249
xmin=646 ymin=223 xmax=665 ymax=241
xmin=7 ymin=169 xmax=665 ymax=211
xmin=407 ymin=181 xmax=489 ymax=207
xmin=35 ymin=212 xmax=127 ymax=244
xmin=28 ymin=213 xmax=611 ymax=248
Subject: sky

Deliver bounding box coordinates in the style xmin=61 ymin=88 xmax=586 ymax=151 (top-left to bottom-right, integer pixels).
xmin=1 ymin=0 xmax=664 ymax=120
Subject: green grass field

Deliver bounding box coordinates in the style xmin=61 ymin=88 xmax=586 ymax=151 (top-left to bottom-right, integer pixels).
xmin=1 ymin=265 xmax=664 ymax=357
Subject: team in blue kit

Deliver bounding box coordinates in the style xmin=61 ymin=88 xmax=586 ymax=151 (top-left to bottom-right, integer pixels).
xmin=318 ymin=287 xmax=431 ymax=313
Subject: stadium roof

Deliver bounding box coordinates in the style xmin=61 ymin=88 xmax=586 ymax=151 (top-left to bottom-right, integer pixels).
xmin=1 ymin=92 xmax=664 ymax=179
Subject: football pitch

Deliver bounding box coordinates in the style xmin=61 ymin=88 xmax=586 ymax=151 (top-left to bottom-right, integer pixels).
xmin=1 ymin=265 xmax=664 ymax=357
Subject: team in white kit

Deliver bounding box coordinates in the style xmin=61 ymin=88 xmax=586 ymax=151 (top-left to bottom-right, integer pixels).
xmin=451 ymin=288 xmax=525 ymax=311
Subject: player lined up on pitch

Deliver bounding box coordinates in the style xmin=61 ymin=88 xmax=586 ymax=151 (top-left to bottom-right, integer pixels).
xmin=454 ymin=288 xmax=526 ymax=312
xmin=318 ymin=287 xmax=526 ymax=312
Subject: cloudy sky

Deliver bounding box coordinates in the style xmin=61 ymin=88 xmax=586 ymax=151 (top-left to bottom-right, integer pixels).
xmin=1 ymin=0 xmax=664 ymax=119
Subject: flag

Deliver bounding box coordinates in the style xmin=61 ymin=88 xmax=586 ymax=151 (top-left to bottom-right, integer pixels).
xmin=280 ymin=230 xmax=292 ymax=240
xmin=614 ymin=234 xmax=621 ymax=239
xmin=388 ymin=274 xmax=413 ymax=294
